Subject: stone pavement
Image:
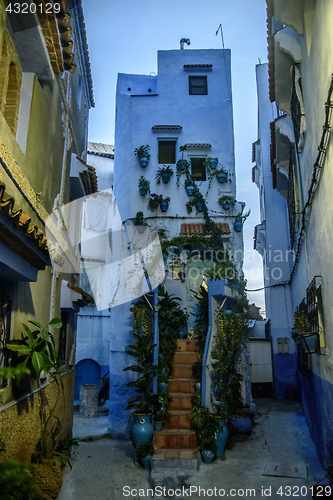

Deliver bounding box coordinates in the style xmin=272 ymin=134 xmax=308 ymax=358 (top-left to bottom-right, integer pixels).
xmin=57 ymin=399 xmax=328 ymax=500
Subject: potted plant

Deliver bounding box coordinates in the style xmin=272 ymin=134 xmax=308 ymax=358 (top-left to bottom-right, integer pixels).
xmin=134 ymin=145 xmax=151 ymax=168
xmin=155 ymin=165 xmax=174 ymax=184
xmin=189 ymin=406 xmax=220 ymax=464
xmin=153 ymin=409 xmax=169 ymax=431
xmin=214 ymin=410 xmax=229 ymax=457
xmin=138 ymin=176 xmax=150 ymax=196
xmin=186 ymin=189 xmax=205 ymax=214
xmin=148 ymin=193 xmax=161 ymax=211
xmin=160 ymin=196 xmax=170 ymax=212
xmin=158 ymin=373 xmax=169 ymax=393
xmin=134 ymin=211 xmax=147 ymax=233
xmin=218 ymin=195 xmax=236 ymax=211
xmin=176 ymin=145 xmax=189 ymax=172
xmin=234 ymin=207 xmax=251 ymax=232
xmin=204 ymin=157 xmax=218 ymax=170
xmin=137 ymin=444 xmax=154 ymax=469
xmin=215 ymin=167 xmax=229 ymax=183
xmin=292 ymin=306 xmax=318 ymax=354
xmin=184 ymin=178 xmax=195 ymax=196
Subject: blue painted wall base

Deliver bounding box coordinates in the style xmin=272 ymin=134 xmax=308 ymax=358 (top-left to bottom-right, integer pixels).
xmin=273 ymin=353 xmax=297 ymax=399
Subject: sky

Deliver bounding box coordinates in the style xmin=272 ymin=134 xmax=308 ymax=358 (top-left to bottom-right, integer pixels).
xmin=82 ymin=0 xmax=268 ymax=314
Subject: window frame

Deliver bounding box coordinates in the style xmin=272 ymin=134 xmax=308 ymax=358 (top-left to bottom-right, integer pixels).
xmin=190 ymin=156 xmax=207 ymax=182
xmin=189 ymin=75 xmax=208 ymax=95
xmin=157 ymin=138 xmax=177 ymax=165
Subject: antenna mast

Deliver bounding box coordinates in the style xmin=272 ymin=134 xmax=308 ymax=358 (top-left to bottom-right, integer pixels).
xmin=216 ymin=24 xmax=225 ymax=49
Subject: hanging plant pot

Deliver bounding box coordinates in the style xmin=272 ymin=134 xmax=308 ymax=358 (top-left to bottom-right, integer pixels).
xmin=177 ymin=159 xmax=188 ymax=172
xmin=139 ymin=157 xmax=149 ymax=168
xmin=186 ymin=186 xmax=195 ymax=196
xmin=131 ymin=413 xmax=153 ymax=449
xmin=196 ymin=202 xmax=203 ymax=212
xmin=201 ymin=449 xmax=215 ymax=464
xmin=299 ymin=333 xmax=319 ymax=354
xmin=139 ymin=187 xmax=148 ymax=196
xmin=160 ymin=201 xmax=169 ymax=212
xmin=195 ymin=382 xmax=201 ymax=392
xmin=233 ymin=221 xmax=243 ymax=232
xmin=158 ymin=353 xmax=164 ymax=361
xmin=161 ymin=367 xmax=169 ymax=377
xmin=217 ymin=174 xmax=227 ymax=183
xmin=158 ymin=382 xmax=169 ymax=393
xmin=210 ymin=358 xmax=219 ymax=366
xmin=161 ymin=173 xmax=171 ymax=183
xmin=136 ymin=224 xmax=147 ymax=233
xmin=222 ymin=201 xmax=231 ymax=210
xmin=224 ymin=309 xmax=233 ymax=316
xmin=209 ymin=158 xmax=218 ymax=169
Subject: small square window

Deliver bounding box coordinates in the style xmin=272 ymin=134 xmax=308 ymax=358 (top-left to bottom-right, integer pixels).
xmin=158 ymin=140 xmax=176 ymax=164
xmin=189 ymin=76 xmax=207 ymax=95
xmin=191 ymin=157 xmax=206 ymax=181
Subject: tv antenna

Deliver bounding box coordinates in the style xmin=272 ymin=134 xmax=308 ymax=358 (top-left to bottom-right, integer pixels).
xmin=216 ymin=24 xmax=225 ymax=49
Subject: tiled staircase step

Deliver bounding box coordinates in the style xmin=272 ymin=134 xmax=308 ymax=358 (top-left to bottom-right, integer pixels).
xmin=152 ymin=449 xmax=199 ymax=471
xmin=168 ymin=378 xmax=195 ymax=394
xmin=154 ymin=429 xmax=197 ymax=449
xmin=173 ymin=351 xmax=200 ymax=364
xmin=177 ymin=339 xmax=199 ymax=352
xmin=169 ymin=393 xmax=193 ymax=411
xmin=164 ymin=410 xmax=191 ymax=429
xmin=173 ymin=364 xmax=193 ymax=378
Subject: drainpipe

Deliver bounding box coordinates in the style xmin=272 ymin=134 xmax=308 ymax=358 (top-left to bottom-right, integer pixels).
xmin=180 ymin=38 xmax=190 ymax=49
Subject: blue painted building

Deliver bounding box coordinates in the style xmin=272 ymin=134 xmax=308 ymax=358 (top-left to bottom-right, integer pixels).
xmin=111 ymin=47 xmax=247 ymax=438
xmin=254 ymin=1 xmax=333 ymax=468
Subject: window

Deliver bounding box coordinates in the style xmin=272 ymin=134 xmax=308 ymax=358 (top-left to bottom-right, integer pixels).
xmin=158 ymin=140 xmax=176 ymax=164
xmin=190 ymin=157 xmax=206 ymax=181
xmin=189 ymin=76 xmax=207 ymax=95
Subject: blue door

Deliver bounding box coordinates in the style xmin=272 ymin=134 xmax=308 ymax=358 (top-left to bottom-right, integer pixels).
xmin=74 ymin=359 xmax=101 ymax=401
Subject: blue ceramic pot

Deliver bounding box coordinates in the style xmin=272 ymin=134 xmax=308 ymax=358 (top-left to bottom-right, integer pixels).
xmin=140 ymin=454 xmax=152 ymax=469
xmin=139 ymin=187 xmax=148 ymax=196
xmin=195 ymin=382 xmax=201 ymax=392
xmin=224 ymin=309 xmax=233 ymax=316
xmin=160 ymin=201 xmax=169 ymax=212
xmin=177 ymin=159 xmax=188 ymax=172
xmin=217 ymin=174 xmax=227 ymax=183
xmin=162 ymin=173 xmax=171 ymax=183
xmin=222 ymin=201 xmax=231 ymax=210
xmin=139 ymin=157 xmax=149 ymax=168
xmin=186 ymin=186 xmax=195 ymax=196
xmin=215 ymin=419 xmax=228 ymax=457
xmin=154 ymin=421 xmax=163 ymax=431
xmin=209 ymin=159 xmax=218 ymax=169
xmin=161 ymin=368 xmax=169 ymax=377
xmin=158 ymin=382 xmax=169 ymax=393
xmin=231 ymin=416 xmax=252 ymax=435
xmin=234 ymin=221 xmax=243 ymax=232
xmin=210 ymin=358 xmax=219 ymax=366
xmin=201 ymin=449 xmax=215 ymax=464
xmin=131 ymin=414 xmax=153 ymax=449
xmin=196 ymin=202 xmax=203 ymax=212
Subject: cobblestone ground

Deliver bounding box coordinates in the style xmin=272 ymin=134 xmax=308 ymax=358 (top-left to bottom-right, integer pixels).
xmin=57 ymin=399 xmax=328 ymax=500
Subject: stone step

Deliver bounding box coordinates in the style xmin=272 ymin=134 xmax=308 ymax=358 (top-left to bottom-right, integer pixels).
xmin=168 ymin=378 xmax=195 ymax=394
xmin=152 ymin=449 xmax=199 ymax=471
xmin=173 ymin=351 xmax=200 ymax=365
xmin=177 ymin=339 xmax=199 ymax=352
xmin=164 ymin=410 xmax=191 ymax=430
xmin=154 ymin=429 xmax=197 ymax=449
xmin=169 ymin=393 xmax=193 ymax=411
xmin=173 ymin=364 xmax=193 ymax=379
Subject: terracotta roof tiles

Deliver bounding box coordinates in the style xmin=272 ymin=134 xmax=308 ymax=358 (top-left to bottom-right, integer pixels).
xmin=181 ymin=223 xmax=230 ymax=235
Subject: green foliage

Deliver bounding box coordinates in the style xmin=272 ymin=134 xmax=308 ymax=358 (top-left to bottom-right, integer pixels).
xmin=293 ymin=306 xmax=311 ymax=334
xmin=191 ymin=360 xmax=202 ymax=382
xmin=0 ymin=365 xmax=31 ymax=381
xmin=134 ymin=145 xmax=150 ymax=160
xmin=235 ymin=205 xmax=251 ymax=223
xmin=192 ymin=284 xmax=209 ymax=356
xmin=138 ymin=175 xmax=150 ymax=192
xmin=124 ymin=302 xmax=158 ymax=413
xmin=189 ymin=406 xmax=220 ymax=451
xmin=0 ymin=460 xmax=38 ymax=500
xmin=155 ymin=165 xmax=174 ymax=184
xmin=218 ymin=195 xmax=237 ymax=210
xmin=6 ymin=318 xmax=62 ymax=380
xmin=154 ymin=408 xmax=169 ymax=422
xmin=204 ymin=260 xmax=238 ymax=283
xmin=137 ymin=444 xmax=154 ymax=457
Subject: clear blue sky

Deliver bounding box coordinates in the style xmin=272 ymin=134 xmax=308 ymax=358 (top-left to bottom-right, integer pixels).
xmin=82 ymin=0 xmax=268 ymax=314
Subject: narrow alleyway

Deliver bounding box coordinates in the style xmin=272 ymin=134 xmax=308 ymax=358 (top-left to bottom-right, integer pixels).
xmin=57 ymin=399 xmax=327 ymax=500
